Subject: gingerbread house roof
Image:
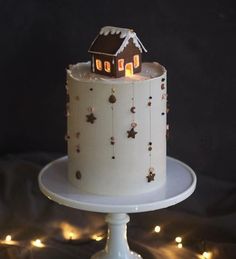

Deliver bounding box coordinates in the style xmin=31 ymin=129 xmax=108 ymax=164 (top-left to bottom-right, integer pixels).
xmin=88 ymin=26 xmax=147 ymax=56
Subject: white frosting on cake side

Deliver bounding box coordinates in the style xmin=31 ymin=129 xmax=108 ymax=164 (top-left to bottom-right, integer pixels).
xmin=66 ymin=62 xmax=167 ymax=196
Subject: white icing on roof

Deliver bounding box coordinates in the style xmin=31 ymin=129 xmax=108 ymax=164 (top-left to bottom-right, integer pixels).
xmin=100 ymin=26 xmax=131 ymax=38
xmin=99 ymin=26 xmax=147 ymax=55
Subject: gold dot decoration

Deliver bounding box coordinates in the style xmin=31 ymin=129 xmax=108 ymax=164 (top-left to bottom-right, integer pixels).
xmin=162 ymin=93 xmax=168 ymax=100
xmin=76 ymin=144 xmax=80 ymax=153
xmin=127 ymin=82 xmax=138 ymax=139
xmin=109 ymin=88 xmax=116 ymax=159
xmin=109 ymin=94 xmax=116 ymax=104
xmin=148 ymin=95 xmax=152 ymax=107
xmin=75 ymin=171 xmax=82 ymax=180
xmin=64 ymin=134 xmax=70 ymax=141
xmin=148 ymin=142 xmax=152 ymax=151
xmin=166 ymin=124 xmax=170 ymax=140
xmin=167 ymin=106 xmax=170 ymax=113
xmin=65 ymin=103 xmax=70 ymax=117
xmin=110 ymin=136 xmax=115 ymax=145
xmin=147 ymin=81 xmax=155 ymax=182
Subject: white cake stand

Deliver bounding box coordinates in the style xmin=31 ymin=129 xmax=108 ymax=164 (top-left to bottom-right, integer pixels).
xmin=38 ymin=156 xmax=196 ymax=259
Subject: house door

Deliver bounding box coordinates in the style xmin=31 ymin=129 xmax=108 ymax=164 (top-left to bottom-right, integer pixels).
xmin=125 ymin=63 xmax=133 ymax=77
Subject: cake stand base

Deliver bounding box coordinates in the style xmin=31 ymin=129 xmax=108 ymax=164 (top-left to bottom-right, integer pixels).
xmin=38 ymin=156 xmax=196 ymax=259
xmin=91 ymin=214 xmax=142 ymax=259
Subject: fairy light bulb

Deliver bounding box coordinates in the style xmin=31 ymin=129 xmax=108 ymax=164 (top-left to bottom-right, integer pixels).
xmin=31 ymin=239 xmax=45 ymax=248
xmin=5 ymin=235 xmax=12 ymax=242
xmin=1 ymin=235 xmax=18 ymax=245
xmin=154 ymin=226 xmax=161 ymax=233
xmin=175 ymin=236 xmax=182 ymax=243
xmin=92 ymin=234 xmax=103 ymax=242
xmin=177 ymin=243 xmax=183 ymax=249
xmin=202 ymin=251 xmax=211 ymax=259
xmin=69 ymin=232 xmax=74 ymax=240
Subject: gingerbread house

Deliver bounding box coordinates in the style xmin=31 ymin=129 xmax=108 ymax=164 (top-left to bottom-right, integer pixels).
xmin=88 ymin=26 xmax=147 ymax=78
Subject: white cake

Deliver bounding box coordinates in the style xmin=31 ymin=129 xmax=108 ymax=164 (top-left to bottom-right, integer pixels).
xmin=66 ymin=61 xmax=167 ymax=196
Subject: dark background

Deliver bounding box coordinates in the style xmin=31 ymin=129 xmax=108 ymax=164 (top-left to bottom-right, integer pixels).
xmin=1 ymin=0 xmax=236 ymax=182
xmin=0 ymin=1 xmax=236 ymax=258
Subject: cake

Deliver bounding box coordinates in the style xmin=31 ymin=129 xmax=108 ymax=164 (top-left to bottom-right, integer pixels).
xmin=65 ymin=26 xmax=167 ymax=196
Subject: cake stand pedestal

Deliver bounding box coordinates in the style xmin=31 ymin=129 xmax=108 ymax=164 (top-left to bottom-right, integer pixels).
xmin=38 ymin=156 xmax=196 ymax=259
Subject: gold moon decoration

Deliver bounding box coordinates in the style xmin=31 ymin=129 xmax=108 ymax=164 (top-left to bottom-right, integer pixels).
xmin=130 ymin=106 xmax=136 ymax=113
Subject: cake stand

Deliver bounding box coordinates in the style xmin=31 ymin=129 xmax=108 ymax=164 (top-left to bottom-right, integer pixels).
xmin=38 ymin=156 xmax=196 ymax=259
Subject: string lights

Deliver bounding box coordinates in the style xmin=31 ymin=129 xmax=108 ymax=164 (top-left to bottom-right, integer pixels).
xmin=0 ymin=225 xmax=214 ymax=258
xmin=202 ymin=251 xmax=212 ymax=259
xmin=153 ymin=225 xmax=214 ymax=257
xmin=91 ymin=234 xmax=104 ymax=242
xmin=0 ymin=235 xmax=19 ymax=246
xmin=154 ymin=225 xmax=161 ymax=233
xmin=175 ymin=236 xmax=183 ymax=248
xmin=177 ymin=243 xmax=183 ymax=249
xmin=69 ymin=232 xmax=74 ymax=240
xmin=31 ymin=239 xmax=45 ymax=248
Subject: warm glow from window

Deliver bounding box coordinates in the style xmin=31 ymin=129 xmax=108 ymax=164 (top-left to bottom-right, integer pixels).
xmin=104 ymin=61 xmax=111 ymax=72
xmin=96 ymin=59 xmax=102 ymax=71
xmin=133 ymin=55 xmax=139 ymax=68
xmin=118 ymin=59 xmax=124 ymax=71
xmin=125 ymin=63 xmax=133 ymax=77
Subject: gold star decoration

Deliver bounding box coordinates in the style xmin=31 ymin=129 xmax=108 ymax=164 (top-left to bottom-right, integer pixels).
xmin=146 ymin=171 xmax=155 ymax=182
xmin=86 ymin=113 xmax=97 ymax=124
xmin=127 ymin=127 xmax=138 ymax=138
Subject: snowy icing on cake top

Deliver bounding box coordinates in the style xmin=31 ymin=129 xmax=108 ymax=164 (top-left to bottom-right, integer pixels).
xmin=68 ymin=62 xmax=166 ymax=84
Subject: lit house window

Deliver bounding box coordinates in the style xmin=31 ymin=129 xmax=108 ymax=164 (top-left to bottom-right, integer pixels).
xmin=133 ymin=55 xmax=140 ymax=68
xmin=96 ymin=59 xmax=102 ymax=71
xmin=118 ymin=59 xmax=124 ymax=71
xmin=104 ymin=61 xmax=111 ymax=73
